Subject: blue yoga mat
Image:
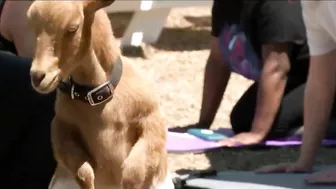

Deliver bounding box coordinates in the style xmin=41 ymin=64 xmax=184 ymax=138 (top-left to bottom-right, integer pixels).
xmin=183 ymin=166 xmax=335 ymax=189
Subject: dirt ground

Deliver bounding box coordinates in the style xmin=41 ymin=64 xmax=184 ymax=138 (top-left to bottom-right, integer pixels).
xmin=109 ymin=7 xmax=336 ymax=173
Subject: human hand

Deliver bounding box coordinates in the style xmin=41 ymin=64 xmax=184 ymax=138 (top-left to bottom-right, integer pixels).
xmin=305 ymin=168 xmax=336 ymax=184
xmin=218 ymin=132 xmax=264 ymax=147
xmin=255 ymin=161 xmax=313 ymax=174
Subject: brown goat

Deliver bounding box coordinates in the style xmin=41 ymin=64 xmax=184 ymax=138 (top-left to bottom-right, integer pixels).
xmin=26 ymin=1 xmax=173 ymax=189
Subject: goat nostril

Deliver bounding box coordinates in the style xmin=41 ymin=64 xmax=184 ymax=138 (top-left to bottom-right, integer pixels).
xmin=30 ymin=71 xmax=46 ymax=86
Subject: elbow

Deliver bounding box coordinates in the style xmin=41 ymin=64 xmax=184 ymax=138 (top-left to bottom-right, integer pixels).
xmin=260 ymin=60 xmax=290 ymax=92
xmin=261 ymin=43 xmax=291 ymax=82
xmin=267 ymin=62 xmax=289 ymax=80
xmin=262 ymin=54 xmax=290 ymax=82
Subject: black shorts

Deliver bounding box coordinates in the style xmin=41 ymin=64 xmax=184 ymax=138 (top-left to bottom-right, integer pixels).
xmin=0 ymin=51 xmax=56 ymax=188
xmin=0 ymin=34 xmax=17 ymax=54
xmin=211 ymin=0 xmax=243 ymax=37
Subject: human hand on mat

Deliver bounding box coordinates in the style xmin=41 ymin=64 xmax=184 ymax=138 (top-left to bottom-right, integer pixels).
xmin=305 ymin=168 xmax=336 ymax=184
xmin=218 ymin=132 xmax=264 ymax=147
xmin=255 ymin=161 xmax=312 ymax=174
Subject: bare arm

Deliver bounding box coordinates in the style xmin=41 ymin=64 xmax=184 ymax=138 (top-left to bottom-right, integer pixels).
xmin=250 ymin=44 xmax=290 ymax=136
xmin=246 ymin=1 xmax=302 ymax=137
xmin=254 ymin=51 xmax=336 ymax=173
xmin=255 ymin=1 xmax=336 ymax=174
xmin=198 ymin=37 xmax=231 ymax=126
xmin=0 ymin=1 xmax=35 ymax=58
xmin=296 ymin=2 xmax=336 ymax=168
xmin=298 ymin=51 xmax=336 ymax=167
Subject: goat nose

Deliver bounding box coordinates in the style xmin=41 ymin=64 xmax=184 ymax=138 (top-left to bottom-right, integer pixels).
xmin=30 ymin=70 xmax=46 ymax=86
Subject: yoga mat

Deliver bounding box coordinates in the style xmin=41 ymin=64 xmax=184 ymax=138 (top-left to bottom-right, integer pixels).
xmin=166 ymin=128 xmax=336 ymax=153
xmin=183 ymin=166 xmax=335 ymax=189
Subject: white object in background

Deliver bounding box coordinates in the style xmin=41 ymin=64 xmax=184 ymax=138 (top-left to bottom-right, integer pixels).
xmin=140 ymin=0 xmax=153 ymax=11
xmin=104 ymin=1 xmax=213 ymax=47
xmin=120 ymin=8 xmax=171 ymax=47
xmin=131 ymin=32 xmax=144 ymax=46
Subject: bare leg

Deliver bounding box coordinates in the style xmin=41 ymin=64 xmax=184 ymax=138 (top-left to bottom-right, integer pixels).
xmin=170 ymin=37 xmax=231 ymax=132
xmin=0 ymin=51 xmax=56 ymax=188
xmin=198 ymin=37 xmax=231 ymax=127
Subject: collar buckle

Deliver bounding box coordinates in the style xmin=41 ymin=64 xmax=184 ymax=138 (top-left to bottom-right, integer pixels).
xmin=86 ymin=81 xmax=113 ymax=106
xmin=59 ymin=56 xmax=122 ymax=106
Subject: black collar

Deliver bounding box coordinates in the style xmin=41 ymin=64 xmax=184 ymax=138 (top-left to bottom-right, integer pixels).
xmin=58 ymin=56 xmax=123 ymax=106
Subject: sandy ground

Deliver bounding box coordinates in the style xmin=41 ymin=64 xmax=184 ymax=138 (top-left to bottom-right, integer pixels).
xmin=108 ymin=7 xmax=336 ymax=173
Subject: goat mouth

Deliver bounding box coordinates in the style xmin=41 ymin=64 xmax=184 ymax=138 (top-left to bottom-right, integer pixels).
xmin=32 ymin=73 xmax=60 ymax=94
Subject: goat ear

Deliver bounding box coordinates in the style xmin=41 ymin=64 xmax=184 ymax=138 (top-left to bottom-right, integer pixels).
xmin=83 ymin=0 xmax=115 ymax=13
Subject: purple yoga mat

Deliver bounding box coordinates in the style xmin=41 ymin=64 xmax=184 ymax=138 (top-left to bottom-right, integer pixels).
xmin=166 ymin=128 xmax=336 ymax=153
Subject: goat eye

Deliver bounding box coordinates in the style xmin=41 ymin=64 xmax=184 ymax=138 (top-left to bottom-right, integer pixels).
xmin=68 ymin=25 xmax=79 ymax=33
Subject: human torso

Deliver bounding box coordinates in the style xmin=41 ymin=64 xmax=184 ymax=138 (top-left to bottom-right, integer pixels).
xmin=219 ymin=0 xmax=309 ymax=80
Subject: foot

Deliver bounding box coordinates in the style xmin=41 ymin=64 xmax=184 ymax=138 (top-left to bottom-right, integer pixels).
xmin=306 ymin=168 xmax=336 ymax=184
xmin=168 ymin=123 xmax=210 ymax=133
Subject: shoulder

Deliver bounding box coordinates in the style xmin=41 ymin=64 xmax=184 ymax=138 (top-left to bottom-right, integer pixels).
xmin=255 ymin=0 xmax=304 ymax=28
xmin=243 ymin=0 xmax=304 ymax=26
xmin=243 ymin=0 xmax=306 ymax=45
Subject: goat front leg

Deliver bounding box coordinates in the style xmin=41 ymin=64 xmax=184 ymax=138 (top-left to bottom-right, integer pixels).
xmin=122 ymin=111 xmax=168 ymax=189
xmin=51 ymin=118 xmax=95 ymax=189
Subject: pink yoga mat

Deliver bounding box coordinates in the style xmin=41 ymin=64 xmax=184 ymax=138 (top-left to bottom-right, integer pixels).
xmin=166 ymin=128 xmax=336 ymax=153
